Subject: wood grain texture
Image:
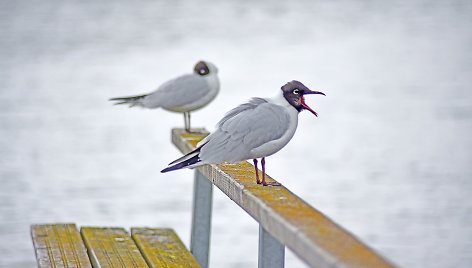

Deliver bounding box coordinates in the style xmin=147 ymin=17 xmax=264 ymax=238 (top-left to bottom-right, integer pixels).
xmin=80 ymin=227 xmax=148 ymax=268
xmin=171 ymin=128 xmax=396 ymax=268
xmin=132 ymin=228 xmax=200 ymax=268
xmin=31 ymin=223 xmax=92 ymax=268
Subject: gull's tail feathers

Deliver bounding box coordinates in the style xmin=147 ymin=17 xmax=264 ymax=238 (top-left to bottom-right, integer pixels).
xmin=109 ymin=94 xmax=148 ymax=107
xmin=161 ymin=147 xmax=203 ymax=173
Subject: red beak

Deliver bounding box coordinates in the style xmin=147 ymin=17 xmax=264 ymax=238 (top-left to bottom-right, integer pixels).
xmin=300 ymin=90 xmax=325 ymax=117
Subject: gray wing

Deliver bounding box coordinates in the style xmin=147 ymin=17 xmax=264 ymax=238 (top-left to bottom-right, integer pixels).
xmin=143 ymin=74 xmax=209 ymax=109
xmin=199 ymin=98 xmax=290 ymax=163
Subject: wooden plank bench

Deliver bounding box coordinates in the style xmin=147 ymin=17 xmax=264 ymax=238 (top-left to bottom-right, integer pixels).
xmin=31 ymin=224 xmax=200 ymax=268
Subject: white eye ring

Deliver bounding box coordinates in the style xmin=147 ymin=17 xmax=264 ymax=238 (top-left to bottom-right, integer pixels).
xmin=293 ymin=89 xmax=299 ymax=94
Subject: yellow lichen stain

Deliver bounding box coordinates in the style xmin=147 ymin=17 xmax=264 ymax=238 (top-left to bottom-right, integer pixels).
xmin=217 ymin=164 xmax=392 ymax=266
xmin=174 ymin=130 xmax=394 ymax=267
xmin=81 ymin=227 xmax=149 ymax=267
xmin=177 ymin=129 xmax=208 ymax=138
xmin=176 ymin=129 xmax=209 ymax=149
xmin=132 ymin=227 xmax=200 ymax=268
xmin=32 ymin=224 xmax=93 ymax=268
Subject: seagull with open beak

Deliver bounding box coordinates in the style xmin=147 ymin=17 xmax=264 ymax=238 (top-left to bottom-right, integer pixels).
xmin=162 ymin=80 xmax=325 ymax=186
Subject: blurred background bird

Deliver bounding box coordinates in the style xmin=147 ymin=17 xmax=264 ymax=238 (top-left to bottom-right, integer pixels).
xmin=110 ymin=60 xmax=219 ymax=132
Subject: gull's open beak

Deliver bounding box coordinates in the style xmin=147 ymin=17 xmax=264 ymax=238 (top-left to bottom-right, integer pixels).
xmin=304 ymin=89 xmax=326 ymax=96
xmin=300 ymin=89 xmax=325 ymax=117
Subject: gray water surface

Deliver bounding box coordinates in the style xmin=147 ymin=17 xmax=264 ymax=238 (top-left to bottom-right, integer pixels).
xmin=1 ymin=1 xmax=471 ymax=267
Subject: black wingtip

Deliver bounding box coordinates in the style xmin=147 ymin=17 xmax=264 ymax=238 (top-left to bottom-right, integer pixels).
xmin=109 ymin=97 xmax=127 ymax=101
xmin=109 ymin=94 xmax=148 ymax=102
xmin=161 ymin=167 xmax=170 ymax=173
xmin=160 ymin=164 xmax=184 ymax=173
xmin=161 ymin=154 xmax=201 ymax=173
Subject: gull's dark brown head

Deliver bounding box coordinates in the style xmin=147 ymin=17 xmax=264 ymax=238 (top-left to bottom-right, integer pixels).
xmin=193 ymin=60 xmax=218 ymax=76
xmin=281 ymin=80 xmax=325 ymax=116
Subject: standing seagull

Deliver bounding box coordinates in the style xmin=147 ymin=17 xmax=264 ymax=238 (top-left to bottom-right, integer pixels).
xmin=109 ymin=60 xmax=220 ymax=132
xmin=161 ymin=80 xmax=325 ymax=186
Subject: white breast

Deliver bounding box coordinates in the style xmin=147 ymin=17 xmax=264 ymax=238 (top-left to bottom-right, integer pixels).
xmin=249 ymin=94 xmax=299 ymax=159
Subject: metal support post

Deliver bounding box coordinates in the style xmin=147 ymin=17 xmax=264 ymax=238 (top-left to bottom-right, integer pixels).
xmin=190 ymin=170 xmax=213 ymax=268
xmin=258 ymin=225 xmax=285 ymax=268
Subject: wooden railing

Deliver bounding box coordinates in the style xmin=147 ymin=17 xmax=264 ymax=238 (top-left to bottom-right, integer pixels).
xmin=172 ymin=128 xmax=396 ymax=268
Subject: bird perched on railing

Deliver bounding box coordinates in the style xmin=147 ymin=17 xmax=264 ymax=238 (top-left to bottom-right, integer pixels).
xmin=109 ymin=60 xmax=220 ymax=132
xmin=161 ymin=80 xmax=325 ymax=186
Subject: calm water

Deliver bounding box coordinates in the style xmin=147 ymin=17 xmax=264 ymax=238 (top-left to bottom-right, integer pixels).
xmin=1 ymin=0 xmax=471 ymax=267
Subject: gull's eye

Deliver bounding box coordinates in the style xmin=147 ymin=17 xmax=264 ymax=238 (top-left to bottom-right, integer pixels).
xmin=292 ymin=89 xmax=299 ymax=94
